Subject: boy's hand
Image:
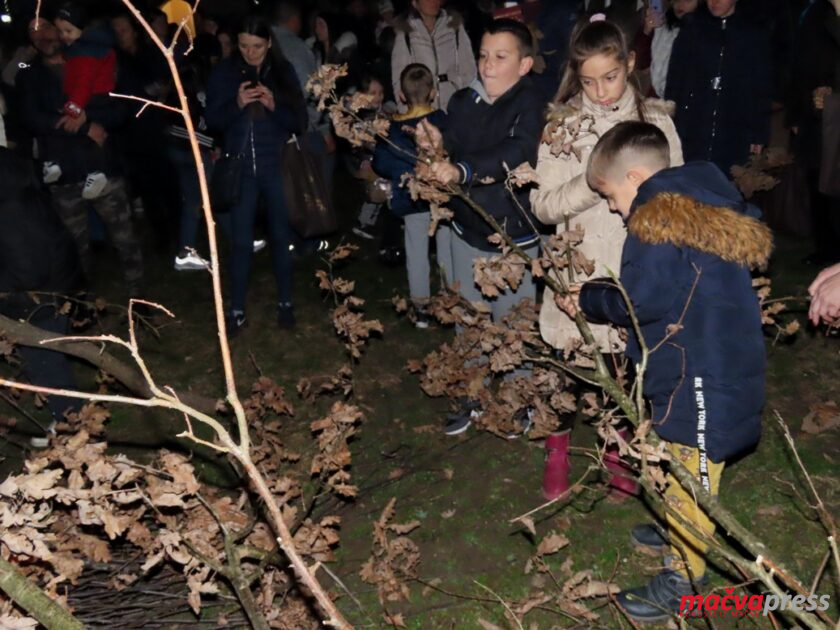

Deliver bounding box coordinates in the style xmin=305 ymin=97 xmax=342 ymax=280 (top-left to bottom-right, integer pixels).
xmin=809 ymin=262 xmax=840 ymax=325
xmin=555 ymin=284 xmax=582 ymax=318
xmin=416 ymin=119 xmax=443 ymax=153
xmin=56 ymin=110 xmax=87 ymax=134
xmin=430 ymin=160 xmax=460 ymax=185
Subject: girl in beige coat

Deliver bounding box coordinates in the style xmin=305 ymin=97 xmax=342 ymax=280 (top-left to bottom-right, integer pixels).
xmin=530 ymin=16 xmax=683 ymax=501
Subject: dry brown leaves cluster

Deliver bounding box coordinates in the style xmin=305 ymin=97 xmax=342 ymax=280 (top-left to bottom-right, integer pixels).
xmin=541 ymin=109 xmax=597 ymax=161
xmin=359 ymin=498 xmax=421 ymax=605
xmin=754 ymin=277 xmax=801 ymax=339
xmin=318 ymin=243 xmax=384 ymax=359
xmin=731 ymin=149 xmax=794 ymax=199
xmin=511 ymin=529 xmax=618 ymax=624
xmin=0 ymin=372 xmax=365 ymax=627
xmin=407 ymin=295 xmax=592 ymax=439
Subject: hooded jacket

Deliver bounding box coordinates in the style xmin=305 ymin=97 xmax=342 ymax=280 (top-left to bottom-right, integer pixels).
xmin=391 ymin=9 xmax=476 ymax=112
xmin=372 ymin=106 xmax=446 ymax=216
xmin=532 ymin=89 xmax=683 ymax=353
xmin=579 ymin=162 xmax=772 ymax=462
xmin=441 ymin=76 xmax=545 ymax=251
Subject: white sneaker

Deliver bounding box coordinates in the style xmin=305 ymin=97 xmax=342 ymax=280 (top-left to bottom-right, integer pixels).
xmin=30 ymin=419 xmax=57 ymax=448
xmin=174 ymin=250 xmax=209 ymax=271
xmin=43 ymin=161 xmax=62 ymax=184
xmin=82 ymin=171 xmax=108 ymax=200
xmin=253 ymin=239 xmax=267 ymax=253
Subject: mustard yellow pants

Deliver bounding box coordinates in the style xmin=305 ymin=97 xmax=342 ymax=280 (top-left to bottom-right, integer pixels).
xmin=665 ymin=443 xmax=725 ymax=580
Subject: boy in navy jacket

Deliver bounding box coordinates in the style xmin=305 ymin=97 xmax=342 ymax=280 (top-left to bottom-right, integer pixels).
xmin=570 ymin=121 xmax=772 ymax=621
xmin=373 ymin=63 xmax=445 ymax=328
xmin=417 ymin=18 xmax=544 ymax=435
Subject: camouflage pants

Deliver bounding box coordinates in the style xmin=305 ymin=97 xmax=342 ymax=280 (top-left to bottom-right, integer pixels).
xmin=50 ymin=177 xmax=144 ymax=294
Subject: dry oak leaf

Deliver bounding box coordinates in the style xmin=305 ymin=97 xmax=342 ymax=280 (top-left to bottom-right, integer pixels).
xmin=802 ymin=401 xmax=840 ymax=434
xmin=0 ymin=616 xmax=38 ymax=629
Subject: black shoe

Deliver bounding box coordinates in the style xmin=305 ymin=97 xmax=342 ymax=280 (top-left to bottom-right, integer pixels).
xmin=277 ymin=304 xmax=295 ymax=330
xmin=226 ymin=310 xmax=247 ymax=337
xmin=413 ymin=304 xmax=431 ymax=329
xmin=630 ymin=523 xmax=670 ymax=553
xmin=443 ymin=399 xmax=481 ymax=436
xmin=616 ymin=570 xmax=704 ymax=622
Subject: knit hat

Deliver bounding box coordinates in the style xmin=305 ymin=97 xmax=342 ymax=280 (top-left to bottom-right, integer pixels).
xmin=55 ymin=3 xmax=89 ymax=30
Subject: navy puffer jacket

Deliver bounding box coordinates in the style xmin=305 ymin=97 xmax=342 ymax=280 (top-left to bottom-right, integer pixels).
xmin=205 ymin=56 xmax=301 ymax=167
xmin=580 ymin=162 xmax=772 ymax=462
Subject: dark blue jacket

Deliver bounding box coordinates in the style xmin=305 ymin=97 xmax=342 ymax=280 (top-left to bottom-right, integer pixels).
xmin=373 ymin=108 xmax=446 ymax=216
xmin=441 ymin=76 xmax=545 ymax=251
xmin=580 ymin=162 xmax=773 ymax=462
xmin=666 ymin=6 xmax=773 ymax=174
xmin=205 ymin=57 xmax=300 ymax=167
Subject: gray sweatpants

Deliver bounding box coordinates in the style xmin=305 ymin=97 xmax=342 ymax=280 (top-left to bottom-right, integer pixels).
xmin=404 ymin=213 xmax=455 ymax=303
xmin=451 ymin=232 xmax=538 ymax=321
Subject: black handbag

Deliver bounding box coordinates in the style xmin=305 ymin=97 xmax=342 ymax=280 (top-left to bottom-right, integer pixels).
xmin=282 ymin=133 xmax=338 ymax=238
xmin=210 ymin=125 xmax=251 ymax=213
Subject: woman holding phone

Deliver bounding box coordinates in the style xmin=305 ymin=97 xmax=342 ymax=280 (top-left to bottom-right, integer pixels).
xmin=206 ymin=15 xmax=305 ymax=333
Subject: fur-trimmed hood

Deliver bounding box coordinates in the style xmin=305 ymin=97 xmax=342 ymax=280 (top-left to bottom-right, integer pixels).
xmin=628 ymin=162 xmax=773 ymax=269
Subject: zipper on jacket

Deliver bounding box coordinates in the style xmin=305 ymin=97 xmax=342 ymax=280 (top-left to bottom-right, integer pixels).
xmin=707 ymin=18 xmax=727 ymax=161
xmin=250 ymin=122 xmax=256 ymax=176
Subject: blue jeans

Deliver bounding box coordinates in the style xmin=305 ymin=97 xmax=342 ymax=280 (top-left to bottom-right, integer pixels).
xmin=167 ymin=144 xmax=213 ymax=251
xmin=230 ymin=160 xmax=292 ymax=312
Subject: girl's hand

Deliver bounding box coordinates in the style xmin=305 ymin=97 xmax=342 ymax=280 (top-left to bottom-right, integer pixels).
xmin=809 ymin=262 xmax=840 ymax=296
xmin=430 ymin=161 xmax=460 ymax=185
xmin=256 ymin=84 xmax=275 ymax=111
xmin=237 ymin=81 xmax=261 ymax=109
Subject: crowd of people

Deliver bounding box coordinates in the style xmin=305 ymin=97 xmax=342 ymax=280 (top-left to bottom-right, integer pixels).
xmin=2 ymin=0 xmax=840 ymax=622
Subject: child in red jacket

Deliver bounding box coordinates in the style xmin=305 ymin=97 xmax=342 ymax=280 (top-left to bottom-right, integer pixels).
xmin=52 ymin=3 xmax=115 ymax=199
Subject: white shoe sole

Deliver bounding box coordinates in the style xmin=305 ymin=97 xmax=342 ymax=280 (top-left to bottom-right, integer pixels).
xmin=352 ymin=227 xmax=375 ymax=240
xmin=82 ymin=178 xmax=108 ymax=200
xmin=174 ymin=260 xmax=207 ymax=271
xmin=443 ymin=419 xmax=472 ymax=436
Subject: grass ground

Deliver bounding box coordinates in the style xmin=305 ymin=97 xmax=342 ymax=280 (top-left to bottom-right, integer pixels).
xmin=0 ymin=176 xmax=838 ymax=628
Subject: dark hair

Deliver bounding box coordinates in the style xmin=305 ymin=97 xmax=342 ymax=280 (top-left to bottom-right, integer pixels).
xmin=359 ymin=72 xmax=384 ymax=93
xmin=554 ymin=18 xmax=645 ymax=120
xmin=485 ymin=17 xmax=534 ymax=57
xmin=400 ymin=63 xmax=434 ymax=106
xmin=586 ymin=121 xmax=670 ymax=187
xmin=235 ymin=15 xmax=307 ymax=129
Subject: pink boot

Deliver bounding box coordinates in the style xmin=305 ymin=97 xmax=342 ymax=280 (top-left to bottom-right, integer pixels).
xmin=542 ymin=431 xmax=571 ymax=500
xmin=604 ymin=428 xmax=640 ymax=500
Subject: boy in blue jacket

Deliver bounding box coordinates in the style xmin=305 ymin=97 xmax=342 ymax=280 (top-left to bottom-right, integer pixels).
xmin=373 ymin=63 xmax=445 ymax=328
xmin=570 ymin=121 xmax=772 ymax=621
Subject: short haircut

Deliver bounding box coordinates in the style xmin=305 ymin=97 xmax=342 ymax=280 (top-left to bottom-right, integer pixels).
xmin=400 ymin=63 xmax=434 ymax=106
xmin=485 ymin=17 xmax=534 ymax=58
xmin=274 ymin=0 xmax=301 ymax=23
xmin=586 ymin=121 xmax=671 ymax=188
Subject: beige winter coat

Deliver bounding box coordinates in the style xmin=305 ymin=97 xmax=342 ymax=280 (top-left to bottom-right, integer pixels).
xmin=391 ymin=10 xmax=476 ymax=112
xmin=531 ymin=88 xmax=684 ymax=353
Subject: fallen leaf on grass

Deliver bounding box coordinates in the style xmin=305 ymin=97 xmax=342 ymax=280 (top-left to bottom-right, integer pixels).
xmin=441 ymin=509 xmax=456 ymax=519
xmin=442 ymin=468 xmax=454 ymax=480
xmin=802 ymin=402 xmax=840 ymax=434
